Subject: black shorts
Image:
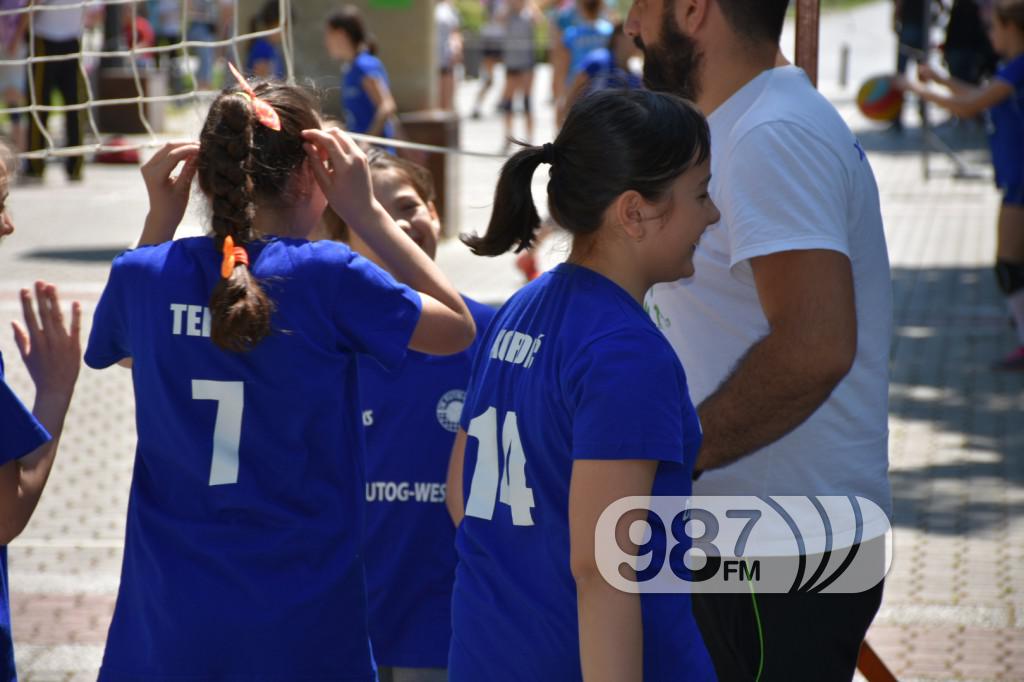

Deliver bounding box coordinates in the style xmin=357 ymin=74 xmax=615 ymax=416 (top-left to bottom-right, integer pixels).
xmin=505 ymin=66 xmax=533 ymax=77
xmin=693 ymin=540 xmax=885 ymax=682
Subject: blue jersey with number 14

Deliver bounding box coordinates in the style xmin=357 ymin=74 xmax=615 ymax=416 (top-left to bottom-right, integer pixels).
xmin=451 ymin=263 xmax=716 ymax=681
xmin=85 ymin=236 xmax=421 ymax=682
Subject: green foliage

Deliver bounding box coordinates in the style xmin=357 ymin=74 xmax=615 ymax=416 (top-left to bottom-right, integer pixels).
xmin=457 ymin=0 xmax=486 ymax=34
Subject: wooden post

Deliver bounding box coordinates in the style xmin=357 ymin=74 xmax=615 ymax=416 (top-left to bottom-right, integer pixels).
xmin=795 ymin=0 xmax=820 ymax=87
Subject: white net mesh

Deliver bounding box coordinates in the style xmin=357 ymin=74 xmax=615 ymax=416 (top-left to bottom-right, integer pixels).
xmin=2 ymin=0 xmax=294 ymax=160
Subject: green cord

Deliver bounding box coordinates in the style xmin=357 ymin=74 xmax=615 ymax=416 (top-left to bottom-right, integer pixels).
xmin=746 ymin=574 xmax=765 ymax=682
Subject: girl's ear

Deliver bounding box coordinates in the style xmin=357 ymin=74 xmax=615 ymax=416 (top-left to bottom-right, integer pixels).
xmin=614 ymin=190 xmax=647 ymax=242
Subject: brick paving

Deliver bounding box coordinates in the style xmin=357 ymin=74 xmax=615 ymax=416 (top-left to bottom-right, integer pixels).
xmin=0 ymin=2 xmax=1021 ymax=679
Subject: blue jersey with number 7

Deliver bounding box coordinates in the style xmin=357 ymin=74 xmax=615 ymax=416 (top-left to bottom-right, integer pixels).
xmin=451 ymin=263 xmax=716 ymax=681
xmin=85 ymin=236 xmax=421 ymax=681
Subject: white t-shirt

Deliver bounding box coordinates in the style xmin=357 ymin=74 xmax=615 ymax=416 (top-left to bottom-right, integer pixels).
xmin=33 ymin=0 xmax=84 ymax=42
xmin=646 ymin=66 xmax=893 ymax=548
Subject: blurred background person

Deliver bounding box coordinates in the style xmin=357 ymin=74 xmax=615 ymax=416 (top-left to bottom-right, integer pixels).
xmin=185 ymin=0 xmax=231 ymax=91
xmin=563 ymin=21 xmax=641 ymax=112
xmin=246 ymin=0 xmax=285 ymax=79
xmin=557 ymin=0 xmax=611 ymax=125
xmin=25 ymin=0 xmax=87 ymax=181
xmin=0 ymin=0 xmax=27 ymax=152
xmin=436 ymin=0 xmax=462 ymax=111
xmin=325 ymin=6 xmax=400 ymax=145
xmin=471 ymin=0 xmax=506 ymax=119
xmin=500 ymin=0 xmax=538 ymax=148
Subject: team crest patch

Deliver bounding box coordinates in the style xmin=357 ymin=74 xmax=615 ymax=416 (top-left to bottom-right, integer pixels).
xmin=436 ymin=389 xmax=466 ymax=432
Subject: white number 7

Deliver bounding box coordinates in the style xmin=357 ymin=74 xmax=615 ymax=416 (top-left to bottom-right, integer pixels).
xmin=464 ymin=408 xmax=535 ymax=526
xmin=192 ymin=380 xmax=244 ymax=486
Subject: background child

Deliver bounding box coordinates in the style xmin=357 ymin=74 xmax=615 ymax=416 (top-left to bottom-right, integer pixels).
xmin=898 ymin=0 xmax=1024 ymax=369
xmin=0 ymin=141 xmax=81 ymax=682
xmin=84 ymin=77 xmax=474 ymax=680
xmin=564 ymin=22 xmax=642 ymax=111
xmin=325 ymin=6 xmax=399 ymax=141
xmin=447 ymin=89 xmax=719 ymax=681
xmin=499 ymin=0 xmax=539 ymax=148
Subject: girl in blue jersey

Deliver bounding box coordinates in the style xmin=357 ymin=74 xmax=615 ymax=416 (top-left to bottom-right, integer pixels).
xmin=446 ymin=89 xmax=720 ymax=681
xmin=330 ymin=150 xmax=495 ymax=682
xmin=84 ymin=79 xmax=475 ymax=680
xmin=0 ymin=145 xmax=81 ymax=682
xmin=897 ymin=0 xmax=1024 ymax=370
xmin=325 ymin=6 xmax=399 ymax=141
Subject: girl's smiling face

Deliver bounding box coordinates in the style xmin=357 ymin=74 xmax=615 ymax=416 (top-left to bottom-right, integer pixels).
xmin=371 ymin=168 xmax=442 ymax=260
xmin=647 ymin=158 xmax=719 ymax=281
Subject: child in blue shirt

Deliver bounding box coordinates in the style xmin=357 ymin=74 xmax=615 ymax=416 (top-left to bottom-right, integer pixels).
xmin=446 ymin=89 xmax=720 ymax=681
xmin=0 ymin=147 xmax=81 ymax=682
xmin=331 ymin=150 xmax=495 ymax=682
xmin=898 ymin=0 xmax=1024 ymax=369
xmin=325 ymin=6 xmax=398 ymax=140
xmin=565 ymin=22 xmax=643 ymax=113
xmin=85 ymin=78 xmax=475 ymax=680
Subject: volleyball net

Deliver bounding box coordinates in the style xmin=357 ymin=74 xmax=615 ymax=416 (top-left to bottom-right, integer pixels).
xmin=3 ymin=0 xmax=296 ymax=161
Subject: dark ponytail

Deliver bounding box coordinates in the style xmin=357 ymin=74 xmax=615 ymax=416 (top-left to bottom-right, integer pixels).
xmin=197 ymin=80 xmax=321 ymax=353
xmin=327 ymin=5 xmax=378 ymax=55
xmin=462 ymin=89 xmax=710 ymax=258
xmin=462 ymin=147 xmax=546 ymax=255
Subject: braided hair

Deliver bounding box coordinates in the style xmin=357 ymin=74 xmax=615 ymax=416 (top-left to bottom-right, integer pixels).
xmin=197 ymin=81 xmax=321 ymax=353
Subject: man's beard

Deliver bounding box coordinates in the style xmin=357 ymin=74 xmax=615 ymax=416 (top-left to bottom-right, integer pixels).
xmin=637 ymin=3 xmax=704 ymax=102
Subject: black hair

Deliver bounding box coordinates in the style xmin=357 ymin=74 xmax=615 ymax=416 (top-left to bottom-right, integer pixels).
xmin=326 ymin=5 xmax=378 ymax=56
xmin=463 ymin=89 xmax=709 ymax=256
xmin=715 ymin=0 xmax=790 ymax=45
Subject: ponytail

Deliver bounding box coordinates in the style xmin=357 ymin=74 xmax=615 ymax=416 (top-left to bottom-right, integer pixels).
xmin=198 ymin=93 xmax=273 ymax=353
xmin=464 ymin=90 xmax=710 ymax=258
xmin=462 ymin=145 xmax=547 ymax=256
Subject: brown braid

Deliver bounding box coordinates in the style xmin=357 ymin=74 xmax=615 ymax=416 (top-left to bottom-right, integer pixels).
xmin=197 ymin=81 xmax=321 ymax=353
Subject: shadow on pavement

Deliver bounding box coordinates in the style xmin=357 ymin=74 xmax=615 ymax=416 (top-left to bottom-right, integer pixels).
xmin=887 ymin=265 xmax=1024 ymax=534
xmin=23 ymin=247 xmax=127 ymax=262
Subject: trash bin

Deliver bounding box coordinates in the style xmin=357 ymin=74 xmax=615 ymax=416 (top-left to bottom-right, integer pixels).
xmin=96 ymin=67 xmax=168 ymax=134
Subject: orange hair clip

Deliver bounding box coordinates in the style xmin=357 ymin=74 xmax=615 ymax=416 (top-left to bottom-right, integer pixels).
xmin=227 ymin=61 xmax=281 ymax=132
xmin=221 ymin=235 xmax=250 ymax=279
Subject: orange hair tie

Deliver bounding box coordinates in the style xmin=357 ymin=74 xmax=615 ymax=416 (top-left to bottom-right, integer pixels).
xmin=220 ymin=235 xmax=250 ymax=279
xmin=227 ymin=61 xmax=281 ymax=132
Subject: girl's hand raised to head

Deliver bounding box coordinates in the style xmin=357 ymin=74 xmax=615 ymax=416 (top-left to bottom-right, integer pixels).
xmin=139 ymin=141 xmax=200 ymax=246
xmin=302 ymin=127 xmax=377 ymax=226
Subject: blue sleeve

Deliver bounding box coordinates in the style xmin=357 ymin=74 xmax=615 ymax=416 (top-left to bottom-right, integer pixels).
xmin=464 ymin=297 xmax=497 ymax=358
xmin=0 ymin=368 xmax=51 ymax=465
xmin=328 ymin=247 xmax=422 ymax=372
xmin=582 ymin=48 xmax=607 ymax=78
xmin=562 ymin=26 xmax=577 ymax=50
xmin=996 ymin=56 xmax=1024 ymax=90
xmin=567 ymin=330 xmax=688 ymax=463
xmin=356 ymin=54 xmax=386 ymax=82
xmin=84 ymin=254 xmax=132 ymax=370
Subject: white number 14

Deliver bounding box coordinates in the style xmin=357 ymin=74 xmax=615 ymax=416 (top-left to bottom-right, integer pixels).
xmin=464 ymin=408 xmax=535 ymax=526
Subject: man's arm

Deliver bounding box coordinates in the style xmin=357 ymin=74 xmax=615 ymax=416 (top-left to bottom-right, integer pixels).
xmin=695 ymin=249 xmax=856 ymax=472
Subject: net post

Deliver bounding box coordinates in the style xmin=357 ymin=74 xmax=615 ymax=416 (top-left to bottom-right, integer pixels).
xmin=795 ymin=0 xmax=820 ymax=88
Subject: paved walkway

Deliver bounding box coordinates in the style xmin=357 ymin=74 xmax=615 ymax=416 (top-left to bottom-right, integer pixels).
xmin=1 ymin=2 xmax=1021 ymax=679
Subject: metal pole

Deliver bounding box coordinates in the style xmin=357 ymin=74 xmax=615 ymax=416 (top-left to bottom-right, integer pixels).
xmin=795 ymin=0 xmax=821 ymax=87
xmin=839 ymin=43 xmax=850 ymax=89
